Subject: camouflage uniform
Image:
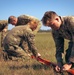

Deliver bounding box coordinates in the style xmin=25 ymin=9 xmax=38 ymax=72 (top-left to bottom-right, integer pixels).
xmin=16 ymin=15 xmax=42 ymax=34
xmin=52 ymin=16 xmax=74 ymax=66
xmin=3 ymin=25 xmax=38 ymax=60
xmin=0 ymin=20 xmax=8 ymax=48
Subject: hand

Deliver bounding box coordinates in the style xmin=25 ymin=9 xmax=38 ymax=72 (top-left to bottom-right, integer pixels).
xmin=37 ymin=53 xmax=41 ymax=57
xmin=30 ymin=53 xmax=41 ymax=59
xmin=35 ymin=53 xmax=41 ymax=61
xmin=28 ymin=54 xmax=31 ymax=57
xmin=62 ymin=64 xmax=72 ymax=71
xmin=3 ymin=29 xmax=7 ymax=32
xmin=55 ymin=65 xmax=61 ymax=72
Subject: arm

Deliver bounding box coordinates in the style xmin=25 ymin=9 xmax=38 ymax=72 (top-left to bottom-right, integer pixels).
xmin=69 ymin=29 xmax=74 ymax=64
xmin=67 ymin=17 xmax=74 ymax=64
xmin=0 ymin=20 xmax=8 ymax=32
xmin=52 ymin=30 xmax=64 ymax=67
xmin=27 ymin=31 xmax=38 ymax=57
xmin=59 ymin=17 xmax=74 ymax=71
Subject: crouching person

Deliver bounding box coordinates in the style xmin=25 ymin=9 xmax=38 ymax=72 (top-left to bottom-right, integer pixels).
xmin=3 ymin=20 xmax=41 ymax=61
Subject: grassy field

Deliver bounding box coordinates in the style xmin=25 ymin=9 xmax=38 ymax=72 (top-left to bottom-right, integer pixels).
xmin=0 ymin=32 xmax=69 ymax=75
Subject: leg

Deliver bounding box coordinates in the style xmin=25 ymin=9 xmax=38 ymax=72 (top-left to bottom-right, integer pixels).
xmin=6 ymin=45 xmax=29 ymax=60
xmin=20 ymin=41 xmax=32 ymax=56
xmin=0 ymin=50 xmax=8 ymax=61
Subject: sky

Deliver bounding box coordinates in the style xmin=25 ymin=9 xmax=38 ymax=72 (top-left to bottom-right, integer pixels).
xmin=0 ymin=0 xmax=74 ymax=30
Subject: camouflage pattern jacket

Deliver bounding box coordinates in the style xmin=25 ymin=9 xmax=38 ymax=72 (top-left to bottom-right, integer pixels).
xmin=4 ymin=25 xmax=38 ymax=56
xmin=0 ymin=20 xmax=8 ymax=31
xmin=52 ymin=16 xmax=74 ymax=63
xmin=16 ymin=15 xmax=42 ymax=34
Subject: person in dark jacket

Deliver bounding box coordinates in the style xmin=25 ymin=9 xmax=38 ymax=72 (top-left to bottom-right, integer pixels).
xmin=41 ymin=11 xmax=74 ymax=74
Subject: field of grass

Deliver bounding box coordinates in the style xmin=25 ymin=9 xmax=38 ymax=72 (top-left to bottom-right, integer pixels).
xmin=0 ymin=32 xmax=69 ymax=75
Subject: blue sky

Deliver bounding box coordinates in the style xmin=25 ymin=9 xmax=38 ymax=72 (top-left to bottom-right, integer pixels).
xmin=0 ymin=0 xmax=74 ymax=30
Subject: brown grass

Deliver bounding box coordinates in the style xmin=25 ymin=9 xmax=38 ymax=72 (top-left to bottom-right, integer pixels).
xmin=0 ymin=32 xmax=69 ymax=75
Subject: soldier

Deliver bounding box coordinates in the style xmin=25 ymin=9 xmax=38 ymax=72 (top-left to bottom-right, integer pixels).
xmin=3 ymin=19 xmax=41 ymax=61
xmin=41 ymin=11 xmax=74 ymax=74
xmin=8 ymin=15 xmax=42 ymax=34
xmin=0 ymin=20 xmax=8 ymax=48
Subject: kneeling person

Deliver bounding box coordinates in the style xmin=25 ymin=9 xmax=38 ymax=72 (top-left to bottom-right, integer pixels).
xmin=3 ymin=20 xmax=41 ymax=60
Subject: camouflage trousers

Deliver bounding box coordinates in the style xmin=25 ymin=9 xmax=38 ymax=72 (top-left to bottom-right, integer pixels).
xmin=4 ymin=44 xmax=32 ymax=61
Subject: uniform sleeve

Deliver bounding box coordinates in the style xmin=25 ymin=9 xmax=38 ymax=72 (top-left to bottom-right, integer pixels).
xmin=68 ymin=17 xmax=74 ymax=63
xmin=26 ymin=31 xmax=38 ymax=57
xmin=0 ymin=20 xmax=8 ymax=31
xmin=52 ymin=30 xmax=64 ymax=67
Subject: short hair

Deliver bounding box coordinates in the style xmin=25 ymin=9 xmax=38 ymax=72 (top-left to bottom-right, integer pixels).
xmin=8 ymin=16 xmax=16 ymax=23
xmin=41 ymin=11 xmax=58 ymax=25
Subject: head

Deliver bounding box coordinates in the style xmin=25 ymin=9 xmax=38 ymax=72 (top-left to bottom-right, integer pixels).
xmin=8 ymin=16 xmax=18 ymax=26
xmin=29 ymin=20 xmax=38 ymax=31
xmin=41 ymin=11 xmax=62 ymax=30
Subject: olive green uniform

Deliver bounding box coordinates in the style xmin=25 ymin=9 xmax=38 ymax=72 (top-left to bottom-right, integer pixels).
xmin=16 ymin=15 xmax=42 ymax=34
xmin=3 ymin=25 xmax=38 ymax=60
xmin=0 ymin=20 xmax=8 ymax=47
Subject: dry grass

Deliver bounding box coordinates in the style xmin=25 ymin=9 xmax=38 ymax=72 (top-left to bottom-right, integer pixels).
xmin=0 ymin=32 xmax=69 ymax=75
